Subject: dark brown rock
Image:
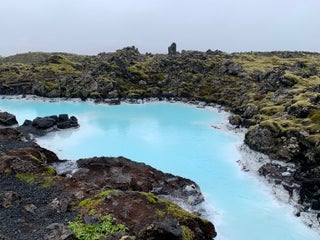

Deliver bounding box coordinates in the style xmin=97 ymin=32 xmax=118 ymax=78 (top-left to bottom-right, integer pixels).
xmin=76 ymin=156 xmax=205 ymax=206
xmin=0 ymin=128 xmax=22 ymax=141
xmin=0 ymin=112 xmax=18 ymax=126
xmin=32 ymin=116 xmax=57 ymax=129
xmin=138 ymin=220 xmax=182 ymax=240
xmin=219 ymin=60 xmax=249 ymax=78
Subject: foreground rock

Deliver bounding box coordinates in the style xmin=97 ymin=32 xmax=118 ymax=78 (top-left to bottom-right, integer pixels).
xmin=0 ymin=111 xmax=18 ymax=126
xmin=0 ymin=116 xmax=216 ymax=239
xmin=75 ymin=156 xmax=205 ymax=206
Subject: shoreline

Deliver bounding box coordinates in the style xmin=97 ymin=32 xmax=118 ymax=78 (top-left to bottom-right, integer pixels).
xmin=209 ymin=109 xmax=320 ymax=233
xmin=235 ymin=139 xmax=320 ymax=232
xmin=1 ymin=94 xmax=320 ymax=234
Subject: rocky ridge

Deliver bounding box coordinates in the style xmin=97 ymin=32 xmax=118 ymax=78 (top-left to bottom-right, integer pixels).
xmin=0 ymin=115 xmax=216 ymax=239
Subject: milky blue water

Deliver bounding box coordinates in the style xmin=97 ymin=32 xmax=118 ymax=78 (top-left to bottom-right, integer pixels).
xmin=1 ymin=98 xmax=319 ymax=240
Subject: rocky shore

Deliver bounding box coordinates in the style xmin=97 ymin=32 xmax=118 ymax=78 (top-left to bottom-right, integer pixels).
xmin=0 ymin=113 xmax=216 ymax=239
xmin=1 ymin=46 xmax=320 ymax=234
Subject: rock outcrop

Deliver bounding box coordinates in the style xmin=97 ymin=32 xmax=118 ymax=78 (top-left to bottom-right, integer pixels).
xmin=19 ymin=114 xmax=79 ymax=140
xmin=0 ymin=111 xmax=18 ymax=126
xmin=168 ymin=42 xmax=177 ymax=55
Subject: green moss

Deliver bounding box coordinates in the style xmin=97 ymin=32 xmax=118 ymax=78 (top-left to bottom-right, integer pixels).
xmin=127 ymin=89 xmax=146 ymax=98
xmin=78 ymin=199 xmax=95 ymax=208
xmin=40 ymin=177 xmax=53 ymax=188
xmin=291 ymin=99 xmax=311 ymax=107
xmin=127 ymin=64 xmax=149 ymax=80
xmin=34 ymin=55 xmax=82 ymax=77
xmin=233 ymin=54 xmax=281 ymax=73
xmin=259 ymin=119 xmax=294 ymax=134
xmin=155 ymin=209 xmax=165 ymax=217
xmin=166 ymin=201 xmax=199 ymax=221
xmin=90 ymin=91 xmax=101 ymax=97
xmin=152 ymin=72 xmax=166 ymax=81
xmin=140 ymin=192 xmax=159 ymax=204
xmin=232 ymin=53 xmax=320 ymax=78
xmin=139 ymin=192 xmax=203 ymax=222
xmin=306 ymin=134 xmax=320 ymax=144
xmin=42 ymin=81 xmax=58 ymax=91
xmin=16 ymin=173 xmax=37 ymax=184
xmin=78 ymin=198 xmax=102 ymax=213
xmin=310 ymin=111 xmax=320 ymax=124
xmin=78 ymin=190 xmax=119 ymax=212
xmin=4 ymin=168 xmax=12 ymax=175
xmin=15 ymin=172 xmax=54 ymax=188
xmin=45 ymin=166 xmax=56 ymax=175
xmin=284 ymin=72 xmax=300 ymax=83
xmin=25 ymin=152 xmax=46 ymax=163
xmin=94 ymin=189 xmax=119 ymax=199
xmin=260 ymin=106 xmax=285 ymax=116
xmin=182 ymin=225 xmax=195 ymax=240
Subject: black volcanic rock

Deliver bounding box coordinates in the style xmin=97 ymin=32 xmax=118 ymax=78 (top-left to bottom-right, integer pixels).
xmin=32 ymin=116 xmax=56 ymax=129
xmin=244 ymin=126 xmax=277 ymax=154
xmin=21 ymin=114 xmax=79 ymax=135
xmin=0 ymin=112 xmax=18 ymax=126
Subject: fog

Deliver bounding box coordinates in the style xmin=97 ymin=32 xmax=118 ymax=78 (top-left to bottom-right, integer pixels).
xmin=1 ymin=0 xmax=319 ymax=56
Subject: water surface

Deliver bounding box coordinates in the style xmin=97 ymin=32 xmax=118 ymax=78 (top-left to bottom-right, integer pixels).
xmin=0 ymin=98 xmax=318 ymax=240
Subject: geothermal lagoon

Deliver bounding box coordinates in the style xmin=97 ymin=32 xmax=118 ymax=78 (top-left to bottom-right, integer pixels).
xmin=0 ymin=98 xmax=319 ymax=240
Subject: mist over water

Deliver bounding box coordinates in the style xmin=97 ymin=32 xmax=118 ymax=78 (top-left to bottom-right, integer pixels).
xmin=0 ymin=98 xmax=319 ymax=240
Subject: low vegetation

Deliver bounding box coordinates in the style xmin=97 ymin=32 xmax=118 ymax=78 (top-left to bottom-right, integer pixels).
xmin=68 ymin=214 xmax=128 ymax=240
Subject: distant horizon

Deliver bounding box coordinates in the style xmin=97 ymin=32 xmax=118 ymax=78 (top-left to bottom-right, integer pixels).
xmin=2 ymin=45 xmax=320 ymax=58
xmin=1 ymin=0 xmax=319 ymax=57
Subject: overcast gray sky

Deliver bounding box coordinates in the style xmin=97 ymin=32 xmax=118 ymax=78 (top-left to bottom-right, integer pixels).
xmin=0 ymin=0 xmax=319 ymax=56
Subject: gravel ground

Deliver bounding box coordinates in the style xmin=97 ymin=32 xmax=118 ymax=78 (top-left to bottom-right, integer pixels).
xmin=0 ymin=140 xmax=36 ymax=151
xmin=0 ymin=174 xmax=76 ymax=240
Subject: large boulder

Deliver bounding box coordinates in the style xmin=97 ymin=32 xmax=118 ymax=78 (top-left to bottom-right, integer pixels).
xmin=75 ymin=156 xmax=204 ymax=206
xmin=286 ymin=103 xmax=313 ymax=118
xmin=56 ymin=114 xmax=79 ymax=129
xmin=32 ymin=116 xmax=57 ymax=129
xmin=219 ymin=60 xmax=249 ymax=78
xmin=244 ymin=126 xmax=277 ymax=154
xmin=0 ymin=112 xmax=18 ymax=126
xmin=257 ymin=69 xmax=296 ymax=93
